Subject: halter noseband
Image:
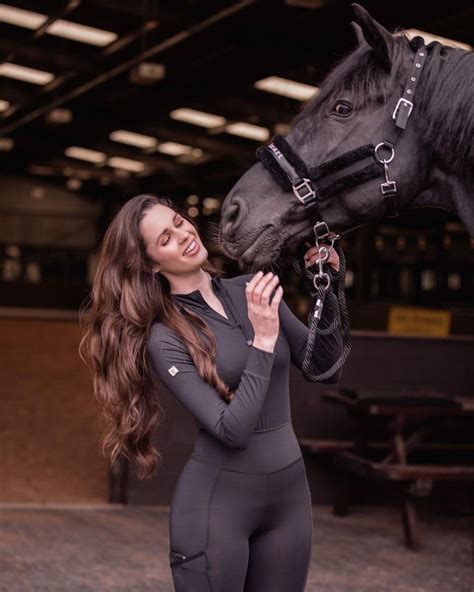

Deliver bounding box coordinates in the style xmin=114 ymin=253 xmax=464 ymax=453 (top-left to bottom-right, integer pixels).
xmin=256 ymin=39 xmax=428 ymax=236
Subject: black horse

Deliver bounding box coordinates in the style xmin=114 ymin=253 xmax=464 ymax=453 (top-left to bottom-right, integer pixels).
xmin=219 ymin=4 xmax=473 ymax=270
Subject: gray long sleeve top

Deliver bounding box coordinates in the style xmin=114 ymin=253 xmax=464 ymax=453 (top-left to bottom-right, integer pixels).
xmin=147 ymin=271 xmax=344 ymax=458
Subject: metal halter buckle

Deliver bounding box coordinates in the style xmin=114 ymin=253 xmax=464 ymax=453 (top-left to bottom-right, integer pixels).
xmin=292 ymin=178 xmax=316 ymax=204
xmin=313 ymin=221 xmax=330 ymax=242
xmin=392 ymin=97 xmax=413 ymax=122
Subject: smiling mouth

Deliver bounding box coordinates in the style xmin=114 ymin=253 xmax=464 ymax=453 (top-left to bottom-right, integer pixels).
xmin=183 ymin=238 xmax=198 ymax=256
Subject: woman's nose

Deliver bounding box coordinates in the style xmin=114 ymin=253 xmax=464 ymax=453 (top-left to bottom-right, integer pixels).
xmin=178 ymin=229 xmax=191 ymax=242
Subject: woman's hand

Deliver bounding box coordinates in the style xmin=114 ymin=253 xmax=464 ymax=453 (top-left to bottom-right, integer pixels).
xmin=245 ymin=271 xmax=283 ymax=353
xmin=303 ymin=242 xmax=340 ymax=272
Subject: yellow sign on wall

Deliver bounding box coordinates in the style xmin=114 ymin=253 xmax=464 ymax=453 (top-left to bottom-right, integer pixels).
xmin=388 ymin=306 xmax=451 ymax=337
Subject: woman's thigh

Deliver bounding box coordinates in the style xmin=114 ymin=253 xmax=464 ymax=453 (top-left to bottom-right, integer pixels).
xmin=243 ymin=458 xmax=313 ymax=592
xmin=169 ymin=458 xmax=266 ymax=592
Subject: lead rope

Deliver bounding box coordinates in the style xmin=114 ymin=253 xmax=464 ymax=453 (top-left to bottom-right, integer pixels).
xmin=291 ymin=236 xmax=352 ymax=382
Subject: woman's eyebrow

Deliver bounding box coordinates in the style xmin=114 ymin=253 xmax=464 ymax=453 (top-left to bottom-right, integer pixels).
xmin=155 ymin=213 xmax=179 ymax=244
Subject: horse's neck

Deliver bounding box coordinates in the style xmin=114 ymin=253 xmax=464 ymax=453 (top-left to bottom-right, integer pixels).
xmin=407 ymin=164 xmax=474 ymax=237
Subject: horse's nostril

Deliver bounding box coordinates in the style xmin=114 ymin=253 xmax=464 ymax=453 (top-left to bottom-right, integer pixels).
xmin=224 ymin=195 xmax=248 ymax=235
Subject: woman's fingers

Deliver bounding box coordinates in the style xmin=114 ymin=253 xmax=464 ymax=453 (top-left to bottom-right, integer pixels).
xmin=260 ymin=274 xmax=280 ymax=306
xmin=253 ymin=272 xmax=279 ymax=306
xmin=270 ymin=284 xmax=284 ymax=307
xmin=246 ymin=271 xmax=279 ymax=307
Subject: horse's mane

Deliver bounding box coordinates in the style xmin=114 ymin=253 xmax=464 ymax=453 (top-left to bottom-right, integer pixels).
xmin=294 ymin=33 xmax=474 ymax=176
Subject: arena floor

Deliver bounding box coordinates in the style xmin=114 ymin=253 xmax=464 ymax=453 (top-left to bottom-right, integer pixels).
xmin=0 ymin=504 xmax=471 ymax=592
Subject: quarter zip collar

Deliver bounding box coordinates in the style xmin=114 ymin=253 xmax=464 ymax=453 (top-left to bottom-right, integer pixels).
xmin=169 ymin=271 xmax=223 ymax=304
xmin=170 ymin=271 xmax=254 ymax=345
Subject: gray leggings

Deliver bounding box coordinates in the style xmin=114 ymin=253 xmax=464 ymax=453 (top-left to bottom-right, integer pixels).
xmin=168 ymin=456 xmax=313 ymax=591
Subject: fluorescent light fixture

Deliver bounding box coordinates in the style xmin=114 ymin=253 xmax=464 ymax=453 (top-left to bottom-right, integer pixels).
xmin=129 ymin=62 xmax=166 ymax=85
xmin=157 ymin=141 xmax=195 ymax=156
xmin=28 ymin=164 xmax=58 ymax=175
xmin=274 ymin=122 xmax=290 ymax=134
xmin=402 ymin=28 xmax=471 ymax=51
xmin=67 ymin=178 xmax=82 ymax=190
xmin=225 ymin=122 xmax=270 ymax=142
xmin=0 ymin=99 xmax=10 ymax=112
xmin=170 ymin=108 xmax=226 ymax=128
xmin=45 ymin=108 xmax=72 ymax=124
xmin=110 ymin=130 xmax=157 ymax=149
xmin=0 ymin=62 xmax=54 ymax=85
xmin=0 ymin=137 xmax=13 ymax=151
xmin=108 ymin=156 xmax=145 ymax=173
xmin=65 ymin=146 xmax=106 ymax=163
xmin=47 ymin=20 xmax=118 ymax=47
xmin=255 ymin=76 xmax=319 ymax=101
xmin=0 ymin=4 xmax=47 ymax=29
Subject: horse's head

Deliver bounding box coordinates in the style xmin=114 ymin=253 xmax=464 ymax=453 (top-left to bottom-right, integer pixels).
xmin=220 ymin=4 xmax=466 ymax=268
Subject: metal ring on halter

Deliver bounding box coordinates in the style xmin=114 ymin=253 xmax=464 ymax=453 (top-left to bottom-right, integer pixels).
xmin=374 ymin=142 xmax=395 ymax=164
xmin=313 ymin=272 xmax=330 ymax=291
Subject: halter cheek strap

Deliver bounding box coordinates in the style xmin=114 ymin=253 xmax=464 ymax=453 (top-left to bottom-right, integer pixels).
xmin=256 ymin=41 xmax=428 ymax=223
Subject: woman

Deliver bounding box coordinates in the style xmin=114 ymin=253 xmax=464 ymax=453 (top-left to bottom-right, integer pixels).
xmin=79 ymin=193 xmax=343 ymax=592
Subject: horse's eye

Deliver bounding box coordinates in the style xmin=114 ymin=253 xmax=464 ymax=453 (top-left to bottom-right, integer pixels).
xmin=333 ymin=102 xmax=352 ymax=117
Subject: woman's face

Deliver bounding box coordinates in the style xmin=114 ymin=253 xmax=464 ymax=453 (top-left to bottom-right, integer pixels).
xmin=141 ymin=204 xmax=208 ymax=275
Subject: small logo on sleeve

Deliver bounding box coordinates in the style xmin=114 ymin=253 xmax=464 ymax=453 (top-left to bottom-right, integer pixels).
xmin=168 ymin=365 xmax=179 ymax=376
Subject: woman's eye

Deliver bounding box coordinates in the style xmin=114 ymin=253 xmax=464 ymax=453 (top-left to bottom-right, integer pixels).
xmin=162 ymin=219 xmax=184 ymax=246
xmin=333 ymin=102 xmax=352 ymax=117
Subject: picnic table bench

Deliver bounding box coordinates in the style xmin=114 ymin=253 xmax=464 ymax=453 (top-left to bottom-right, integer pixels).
xmin=299 ymin=386 xmax=474 ymax=549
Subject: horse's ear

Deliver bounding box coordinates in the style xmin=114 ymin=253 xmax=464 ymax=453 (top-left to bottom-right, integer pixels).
xmin=350 ymin=21 xmax=365 ymax=46
xmin=351 ymin=3 xmax=393 ymax=72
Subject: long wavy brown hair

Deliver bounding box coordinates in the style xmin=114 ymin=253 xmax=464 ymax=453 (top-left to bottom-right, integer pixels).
xmin=79 ymin=194 xmax=234 ymax=480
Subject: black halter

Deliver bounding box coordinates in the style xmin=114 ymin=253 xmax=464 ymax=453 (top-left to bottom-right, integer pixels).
xmin=256 ymin=39 xmax=428 ymax=237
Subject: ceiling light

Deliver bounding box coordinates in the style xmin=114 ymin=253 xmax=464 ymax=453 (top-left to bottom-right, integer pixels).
xmin=157 ymin=141 xmax=194 ymax=156
xmin=28 ymin=164 xmax=57 ymax=176
xmin=129 ymin=62 xmax=166 ymax=85
xmin=47 ymin=20 xmax=117 ymax=46
xmin=0 ymin=99 xmax=10 ymax=112
xmin=45 ymin=108 xmax=72 ymax=124
xmin=402 ymin=28 xmax=471 ymax=51
xmin=0 ymin=62 xmax=54 ymax=85
xmin=202 ymin=197 xmax=221 ymax=210
xmin=65 ymin=146 xmax=106 ymax=163
xmin=0 ymin=4 xmax=47 ymax=29
xmin=108 ymin=156 xmax=145 ymax=173
xmin=30 ymin=186 xmax=46 ymax=200
xmin=274 ymin=122 xmax=290 ymax=135
xmin=255 ymin=76 xmax=319 ymax=101
xmin=170 ymin=108 xmax=226 ymax=128
xmin=186 ymin=194 xmax=199 ymax=205
xmin=225 ymin=122 xmax=270 ymax=142
xmin=67 ymin=178 xmax=82 ymax=191
xmin=110 ymin=130 xmax=157 ymax=149
xmin=0 ymin=137 xmax=14 ymax=151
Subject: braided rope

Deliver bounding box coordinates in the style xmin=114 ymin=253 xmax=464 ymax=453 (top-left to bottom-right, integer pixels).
xmin=291 ymin=242 xmax=352 ymax=382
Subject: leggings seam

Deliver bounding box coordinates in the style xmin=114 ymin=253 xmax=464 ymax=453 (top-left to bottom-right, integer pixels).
xmin=301 ymin=481 xmax=313 ymax=591
xmin=204 ymin=467 xmax=221 ymax=592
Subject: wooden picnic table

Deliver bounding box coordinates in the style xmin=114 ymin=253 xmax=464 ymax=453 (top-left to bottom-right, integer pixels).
xmin=299 ymin=386 xmax=474 ymax=550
